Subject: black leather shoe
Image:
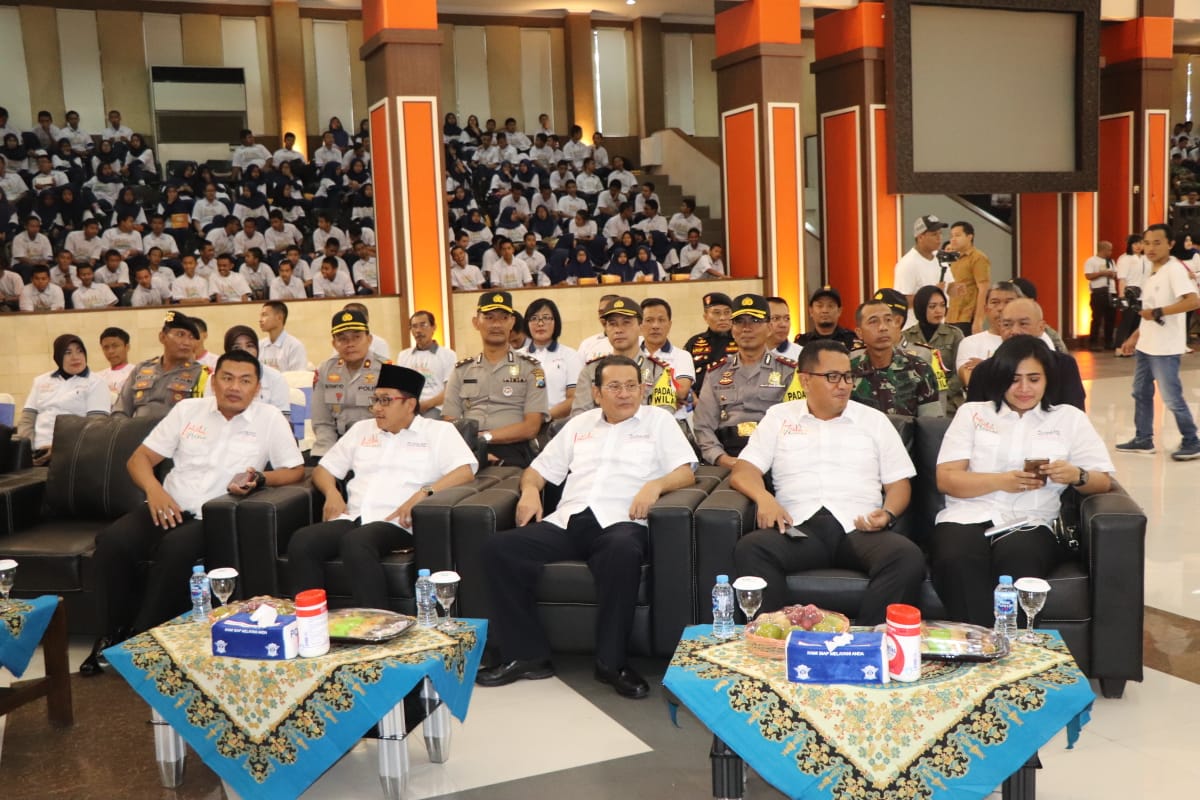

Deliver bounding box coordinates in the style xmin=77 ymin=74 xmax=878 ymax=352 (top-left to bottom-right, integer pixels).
xmin=594 ymin=662 xmax=650 ymax=699
xmin=476 ymin=659 xmax=555 ymax=687
xmin=80 ymin=637 xmax=111 ymax=677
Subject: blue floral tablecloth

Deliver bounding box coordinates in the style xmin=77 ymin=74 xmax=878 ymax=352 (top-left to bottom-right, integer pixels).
xmin=0 ymin=595 xmax=59 ymax=678
xmin=664 ymin=625 xmax=1094 ymax=800
xmin=106 ymin=615 xmax=487 ymax=800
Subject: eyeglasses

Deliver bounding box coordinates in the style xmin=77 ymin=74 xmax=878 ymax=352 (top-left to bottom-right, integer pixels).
xmin=803 ymin=371 xmax=857 ymax=385
xmin=528 ymin=315 xmax=556 ymax=324
xmin=369 ymin=394 xmax=408 ymax=407
xmin=601 ymin=381 xmax=642 ymax=395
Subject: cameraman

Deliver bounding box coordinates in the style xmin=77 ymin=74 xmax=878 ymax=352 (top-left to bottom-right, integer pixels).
xmin=1117 ymin=224 xmax=1200 ymax=460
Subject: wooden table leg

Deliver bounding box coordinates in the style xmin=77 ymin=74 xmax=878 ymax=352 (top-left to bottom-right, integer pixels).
xmin=42 ymin=597 xmax=72 ymax=726
xmin=1001 ymin=752 xmax=1041 ymax=800
xmin=710 ymin=735 xmax=744 ymax=800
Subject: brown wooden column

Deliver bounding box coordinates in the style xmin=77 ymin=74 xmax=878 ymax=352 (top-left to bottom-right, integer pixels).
xmin=563 ymin=13 xmax=596 ymax=137
xmin=271 ymin=0 xmax=308 ymax=154
xmin=633 ymin=17 xmax=665 ymax=138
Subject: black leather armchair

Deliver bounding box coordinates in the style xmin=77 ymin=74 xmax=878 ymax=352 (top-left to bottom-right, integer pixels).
xmin=453 ymin=469 xmax=725 ymax=658
xmin=693 ymin=415 xmax=1146 ymax=698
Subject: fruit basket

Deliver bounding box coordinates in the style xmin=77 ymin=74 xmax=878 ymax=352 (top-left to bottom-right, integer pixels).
xmin=743 ymin=604 xmax=850 ymax=659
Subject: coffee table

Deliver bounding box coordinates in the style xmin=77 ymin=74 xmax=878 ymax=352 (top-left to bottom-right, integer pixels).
xmin=106 ymin=615 xmax=487 ymax=800
xmin=664 ymin=626 xmax=1094 ymax=800
xmin=0 ymin=595 xmax=72 ymax=727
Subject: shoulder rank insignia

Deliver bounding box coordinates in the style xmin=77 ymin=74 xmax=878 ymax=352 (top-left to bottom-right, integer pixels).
xmin=706 ymin=356 xmax=729 ymax=373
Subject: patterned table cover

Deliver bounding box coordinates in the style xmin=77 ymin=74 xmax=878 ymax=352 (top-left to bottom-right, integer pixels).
xmin=0 ymin=596 xmax=59 ymax=678
xmin=664 ymin=626 xmax=1095 ymax=800
xmin=106 ymin=615 xmax=487 ymax=800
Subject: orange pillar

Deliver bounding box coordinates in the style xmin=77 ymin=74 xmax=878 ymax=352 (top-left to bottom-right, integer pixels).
xmin=712 ymin=0 xmax=806 ymax=336
xmin=360 ymin=0 xmax=450 ymax=348
xmin=810 ymin=2 xmax=898 ymax=329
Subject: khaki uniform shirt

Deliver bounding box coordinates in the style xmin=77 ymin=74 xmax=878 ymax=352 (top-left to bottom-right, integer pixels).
xmin=443 ymin=349 xmax=549 ymax=429
xmin=947 ymin=248 xmax=991 ymax=324
xmin=693 ymin=352 xmax=800 ymax=465
xmin=112 ymin=356 xmax=207 ymax=419
xmin=311 ymin=356 xmax=387 ymax=457
xmin=570 ymin=352 xmax=675 ymax=417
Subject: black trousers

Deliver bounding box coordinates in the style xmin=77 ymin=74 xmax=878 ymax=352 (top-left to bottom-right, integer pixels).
xmin=287 ymin=519 xmax=413 ymax=609
xmin=92 ymin=509 xmax=206 ymax=636
xmin=483 ymin=509 xmax=646 ymax=668
xmin=733 ymin=508 xmax=925 ymax=626
xmin=1089 ymin=289 xmax=1116 ymax=348
xmin=929 ymin=521 xmax=1060 ymax=628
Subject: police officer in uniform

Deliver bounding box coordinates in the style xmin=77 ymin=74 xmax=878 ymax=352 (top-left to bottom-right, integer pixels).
xmin=112 ymin=311 xmax=207 ymax=418
xmin=572 ymin=297 xmax=676 ymax=416
xmin=311 ymin=309 xmax=388 ymax=460
xmin=694 ymin=294 xmax=801 ymax=467
xmin=873 ymin=287 xmax=952 ymax=412
xmin=849 ymin=298 xmax=943 ymax=418
xmin=443 ymin=291 xmax=549 ymax=467
xmin=684 ymin=292 xmax=738 ymax=394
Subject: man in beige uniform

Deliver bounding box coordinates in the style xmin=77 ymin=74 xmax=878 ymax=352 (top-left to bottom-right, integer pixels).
xmin=946 ymin=221 xmax=991 ymax=335
xmin=113 ymin=311 xmax=208 ymax=418
xmin=443 ymin=291 xmax=549 ymax=467
xmin=311 ymin=310 xmax=389 ymax=459
xmin=571 ymin=297 xmax=677 ymax=417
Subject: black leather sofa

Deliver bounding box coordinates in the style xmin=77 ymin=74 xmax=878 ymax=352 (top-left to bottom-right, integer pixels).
xmin=693 ymin=415 xmax=1146 ymax=698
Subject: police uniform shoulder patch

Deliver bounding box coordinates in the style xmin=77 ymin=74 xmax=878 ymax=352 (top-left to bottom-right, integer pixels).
xmin=585 ymin=353 xmax=609 ymax=365
xmin=647 ymin=354 xmax=671 ymax=371
xmin=909 ymin=341 xmax=935 ymax=351
xmin=454 ymin=355 xmax=475 ymax=368
xmin=706 ymin=356 xmax=729 ymax=373
xmin=776 ymin=355 xmax=798 ymax=369
xmin=516 ymin=352 xmax=542 ymax=366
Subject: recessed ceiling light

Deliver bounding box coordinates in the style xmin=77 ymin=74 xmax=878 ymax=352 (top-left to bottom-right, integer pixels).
xmin=627 ymin=0 xmax=637 ymax=5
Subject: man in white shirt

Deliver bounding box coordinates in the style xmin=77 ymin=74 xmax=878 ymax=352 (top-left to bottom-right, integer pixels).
xmin=258 ymin=300 xmax=308 ymax=371
xmin=498 ymin=185 xmax=532 ymax=223
xmin=352 ymin=242 xmax=378 ymax=293
xmin=633 ymin=183 xmax=660 ymax=216
xmin=634 ymin=200 xmax=670 ymax=259
xmin=287 ymin=364 xmax=476 ymax=607
xmin=955 ymin=282 xmax=1054 ymax=384
xmin=489 ymin=239 xmax=533 ymax=289
xmin=562 ymin=125 xmax=592 ymax=171
xmin=602 ymin=203 xmax=633 ymax=248
xmin=12 ymin=216 xmax=53 ymax=275
xmin=64 ymin=219 xmax=105 ymax=266
xmin=272 ymin=132 xmax=305 ymax=166
xmin=575 ymin=158 xmax=604 ymax=197
xmin=313 ymin=257 xmax=355 ymax=298
xmin=894 ymin=215 xmax=947 ymax=328
xmin=471 ymin=133 xmax=501 ymax=171
xmin=450 ymin=245 xmax=485 ymax=291
xmin=608 ymin=156 xmax=636 ymax=193
xmin=170 ymin=254 xmax=214 ymax=304
xmin=95 ymin=250 xmax=131 ymax=293
xmin=48 ymin=250 xmax=78 ymax=293
xmin=529 ymin=133 xmax=555 ymax=167
xmin=503 ymin=118 xmax=532 ymax=152
xmin=142 ymin=216 xmax=181 ymax=262
xmin=639 ymin=298 xmax=696 ymax=419
xmin=210 ymin=254 xmax=252 ymax=303
xmin=129 ymin=265 xmax=171 ymax=307
xmin=238 ymin=248 xmax=273 ymax=298
xmin=19 ymin=266 xmax=65 ymax=311
xmin=1083 ymin=240 xmax=1118 ymax=351
xmin=192 ymin=184 xmax=229 ymax=234
xmin=494 ymin=133 xmax=518 ymax=165
xmin=476 ymin=355 xmax=696 ymax=697
xmin=101 ymin=110 xmax=133 ymax=145
xmin=675 ymin=229 xmax=710 ymax=275
xmin=556 ymin=182 xmax=587 ymax=222
xmin=96 ymin=327 xmax=133 ymax=394
xmin=60 ymin=111 xmax=93 ymax=155
xmin=269 ymin=259 xmax=308 ymax=300
xmin=233 ymin=218 xmax=266 ymax=257
xmin=206 ymin=217 xmax=240 ymax=258
xmin=0 ymin=155 xmax=28 ymax=206
xmin=71 ymin=263 xmax=118 ymax=308
xmin=515 ymin=233 xmax=547 ymax=278
xmin=0 ymin=261 xmax=22 ymax=309
xmin=30 ymin=111 xmax=62 ymax=151
xmin=395 ymin=311 xmax=458 ymax=417
xmin=548 ymin=161 xmax=575 ymax=193
xmin=0 ymin=106 xmax=22 ymax=144
xmin=84 ymin=349 xmax=304 ymax=672
xmin=767 ymin=296 xmax=803 ymax=360
xmin=668 ymin=199 xmax=702 ymax=244
xmin=312 ymin=214 xmax=349 ymax=257
xmin=731 ymin=339 xmax=925 ymax=622
xmin=312 ymin=131 xmax=342 ymax=169
xmin=231 ymin=129 xmax=272 ymax=179
xmin=101 ymin=216 xmax=144 ymax=263
xmin=264 ymin=211 xmax=302 ymax=256
xmin=1117 ymin=224 xmax=1200 ymax=459
xmin=591 ymin=132 xmax=610 ymax=170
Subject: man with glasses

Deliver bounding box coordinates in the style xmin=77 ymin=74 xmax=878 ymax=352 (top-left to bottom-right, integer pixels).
xmin=850 ymin=298 xmax=943 ymax=418
xmin=694 ymin=294 xmax=801 ymax=468
xmin=571 ymin=296 xmax=674 ymax=417
xmin=443 ymin=291 xmax=548 ymax=467
xmin=287 ymin=364 xmax=477 ymax=608
xmin=396 ymin=310 xmax=458 ymax=418
xmin=112 ymin=311 xmax=209 ymax=418
xmin=476 ymin=355 xmax=696 ymax=698
xmin=83 ymin=349 xmax=304 ymax=674
xmin=684 ymin=292 xmax=739 ymax=394
xmin=311 ymin=310 xmax=388 ymax=460
xmin=767 ymin=296 xmax=802 ymax=360
xmin=731 ymin=340 xmax=925 ymax=622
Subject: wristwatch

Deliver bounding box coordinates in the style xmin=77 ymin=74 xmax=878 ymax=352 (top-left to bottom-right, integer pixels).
xmin=1152 ymin=307 xmax=1165 ymax=322
xmin=881 ymin=509 xmax=897 ymax=529
xmin=481 ymin=431 xmax=494 ymax=443
xmin=1072 ymin=468 xmax=1088 ymax=487
xmin=421 ymin=485 xmax=435 ymax=497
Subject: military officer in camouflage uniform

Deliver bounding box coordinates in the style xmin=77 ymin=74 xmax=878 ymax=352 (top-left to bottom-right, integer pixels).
xmin=873 ymin=287 xmax=952 ymax=411
xmin=113 ymin=311 xmax=208 ymax=418
xmin=694 ymin=294 xmax=802 ymax=467
xmin=849 ymin=298 xmax=943 ymax=418
xmin=572 ymin=296 xmax=675 ymax=416
xmin=684 ymin=292 xmax=738 ymax=394
xmin=443 ymin=291 xmax=548 ymax=467
xmin=311 ymin=309 xmax=389 ymax=459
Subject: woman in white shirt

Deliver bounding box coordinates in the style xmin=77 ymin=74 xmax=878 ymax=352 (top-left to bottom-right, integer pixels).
xmin=1114 ymin=234 xmax=1151 ymax=355
xmin=18 ymin=333 xmax=110 ymax=464
xmin=522 ymin=298 xmax=583 ymax=420
xmin=202 ymin=325 xmax=291 ymax=418
xmin=931 ymin=335 xmax=1115 ymax=627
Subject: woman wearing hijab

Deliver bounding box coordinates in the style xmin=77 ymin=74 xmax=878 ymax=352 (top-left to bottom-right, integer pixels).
xmin=529 ymin=204 xmax=560 ymax=251
xmin=514 ymin=159 xmax=540 ymax=195
xmin=270 ymin=159 xmax=309 ymax=222
xmin=348 ymin=183 xmax=375 ymax=223
xmin=53 ymin=137 xmax=86 ymax=185
xmin=495 ymin=205 xmax=527 ymax=243
xmin=55 ymin=186 xmax=91 ymax=240
xmin=90 ymin=138 xmax=120 ymax=177
xmin=568 ymin=245 xmax=597 ymax=283
xmin=461 ymin=208 xmax=493 ymax=264
xmin=0 ymin=188 xmax=17 ymax=245
xmin=33 ymin=190 xmax=65 ymax=245
xmin=328 ymin=117 xmax=350 ymax=150
xmin=445 ymin=159 xmax=472 ymax=198
xmin=489 ymin=161 xmax=515 ymax=197
xmin=18 ymin=333 xmax=110 ymax=465
xmin=232 ymin=181 xmax=269 ymax=230
xmin=443 ymin=112 xmax=463 ymax=143
xmin=111 ymin=186 xmax=147 ymax=229
xmin=1 ymin=133 xmax=30 ymax=174
xmin=314 ymin=160 xmax=346 ymax=210
xmin=903 ymin=284 xmax=965 ymax=411
xmin=157 ymin=184 xmax=194 ymax=252
xmin=164 ymin=161 xmax=198 ymax=198
xmin=85 ymin=161 xmax=123 ymax=213
xmin=606 ymin=246 xmax=632 ymax=281
xmin=448 ymin=186 xmax=477 ymax=223
xmin=122 ymin=133 xmax=156 ymax=184
xmin=344 ymin=159 xmax=371 ymax=205
xmin=630 ymin=243 xmax=662 ymax=282
xmin=523 ymin=298 xmax=583 ymax=420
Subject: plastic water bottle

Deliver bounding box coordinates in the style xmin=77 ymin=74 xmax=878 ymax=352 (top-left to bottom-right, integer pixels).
xmin=993 ymin=575 xmax=1018 ymax=641
xmin=712 ymin=574 xmax=735 ymax=640
xmin=415 ymin=569 xmax=438 ymax=628
xmin=190 ymin=565 xmax=212 ymax=622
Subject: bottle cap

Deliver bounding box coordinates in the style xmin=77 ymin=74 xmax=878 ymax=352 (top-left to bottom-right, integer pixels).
xmin=1000 ymin=575 xmax=1013 ymax=584
xmin=716 ymin=574 xmax=729 ymax=583
xmin=886 ymin=603 xmax=921 ymax=626
xmin=192 ymin=565 xmax=204 ymax=574
xmin=295 ymin=588 xmax=328 ymax=614
xmin=418 ymin=569 xmax=431 ymax=577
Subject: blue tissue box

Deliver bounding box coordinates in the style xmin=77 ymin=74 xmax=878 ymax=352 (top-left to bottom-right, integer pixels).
xmin=211 ymin=612 xmax=300 ymax=660
xmin=785 ymin=630 xmax=889 ymax=684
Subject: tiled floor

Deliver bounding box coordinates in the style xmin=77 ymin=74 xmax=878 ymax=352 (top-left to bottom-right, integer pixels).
xmin=2 ymin=346 xmax=1199 ymax=798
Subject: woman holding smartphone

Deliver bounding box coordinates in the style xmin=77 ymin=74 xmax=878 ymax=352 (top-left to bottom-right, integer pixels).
xmin=930 ymin=335 xmax=1115 ymax=626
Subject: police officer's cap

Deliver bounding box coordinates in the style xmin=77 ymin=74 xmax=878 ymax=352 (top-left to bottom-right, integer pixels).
xmin=377 ymin=364 xmax=425 ymax=399
xmin=872 ymin=288 xmax=908 ymax=317
xmin=162 ymin=310 xmax=199 ymax=339
xmin=703 ymin=292 xmax=733 ymax=310
xmin=477 ymin=291 xmax=515 ymax=314
xmin=809 ymin=285 xmax=842 ymax=307
xmin=730 ymin=294 xmax=769 ymax=320
xmin=601 ymin=296 xmax=641 ymax=319
xmin=331 ymin=309 xmax=370 ymax=335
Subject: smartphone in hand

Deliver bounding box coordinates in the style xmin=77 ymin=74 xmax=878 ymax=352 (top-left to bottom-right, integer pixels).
xmin=1023 ymin=458 xmax=1049 ymax=486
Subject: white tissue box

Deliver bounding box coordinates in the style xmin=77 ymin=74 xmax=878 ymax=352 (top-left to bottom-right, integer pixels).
xmin=211 ymin=612 xmax=299 ymax=660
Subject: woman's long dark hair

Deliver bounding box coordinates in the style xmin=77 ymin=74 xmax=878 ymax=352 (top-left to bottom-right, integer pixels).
xmin=1125 ymin=233 xmax=1142 ymax=256
xmin=974 ymin=335 xmax=1058 ymax=412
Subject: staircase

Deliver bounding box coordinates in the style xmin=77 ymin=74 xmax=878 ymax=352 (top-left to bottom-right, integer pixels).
xmin=636 ymin=169 xmax=726 ymax=246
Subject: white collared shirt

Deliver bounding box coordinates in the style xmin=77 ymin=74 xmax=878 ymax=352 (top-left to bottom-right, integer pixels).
xmin=894 ymin=247 xmax=943 ymax=327
xmin=72 ymin=282 xmax=118 ymax=308
xmin=523 ymin=341 xmax=582 ymax=407
xmin=203 ymin=364 xmax=292 ymax=417
xmin=143 ymin=397 xmax=303 ymax=518
xmin=97 ymin=363 xmax=133 ymax=395
xmin=318 ymin=416 xmax=477 ymax=527
xmin=24 ymin=370 xmax=110 ymax=448
xmin=534 ymin=405 xmax=697 ymax=529
xmin=19 ymin=283 xmax=65 ymax=311
xmin=739 ymin=400 xmax=916 ymax=533
xmin=957 ymin=330 xmax=1055 ymax=369
xmin=259 ymin=331 xmax=308 ymax=372
xmin=269 ymin=275 xmax=307 ymax=301
xmin=1136 ymin=259 xmax=1197 ymax=356
xmin=172 ymin=273 xmax=213 ymax=302
xmin=395 ymin=342 xmax=458 ymax=410
xmin=936 ymin=401 xmax=1115 ymax=526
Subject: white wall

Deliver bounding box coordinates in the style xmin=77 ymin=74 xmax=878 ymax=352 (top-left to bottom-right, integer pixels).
xmin=593 ymin=28 xmax=632 ymax=136
xmin=0 ymin=8 xmax=34 ymax=130
xmin=220 ymin=18 xmax=263 ymax=134
xmin=519 ymin=28 xmax=554 ymax=134
xmin=663 ymin=33 xmax=695 ymax=134
xmin=453 ymin=26 xmax=490 ymax=122
xmin=143 ymin=13 xmax=184 ymax=69
xmin=312 ymin=20 xmax=355 ymax=136
xmin=56 ymin=10 xmax=107 ymax=131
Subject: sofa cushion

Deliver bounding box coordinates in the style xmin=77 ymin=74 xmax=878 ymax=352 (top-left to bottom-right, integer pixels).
xmin=1 ymin=519 xmax=102 ymax=592
xmin=537 ymin=561 xmax=650 ymax=605
xmin=45 ymin=414 xmax=161 ymax=521
xmin=282 ymin=551 xmax=418 ymax=600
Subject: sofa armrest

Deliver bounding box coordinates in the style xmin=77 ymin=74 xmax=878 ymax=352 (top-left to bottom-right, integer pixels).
xmin=413 ymin=485 xmax=479 ymax=574
xmin=4 ymin=438 xmax=33 ymax=473
xmin=648 ymin=486 xmax=709 ymax=656
xmin=232 ymin=486 xmax=318 ymax=598
xmin=693 ymin=489 xmax=757 ymax=623
xmin=0 ymin=469 xmax=49 ymax=537
xmin=452 ymin=485 xmax=520 ymax=620
xmin=1076 ymin=487 xmax=1146 ymax=684
xmin=201 ymin=495 xmax=241 ymax=595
